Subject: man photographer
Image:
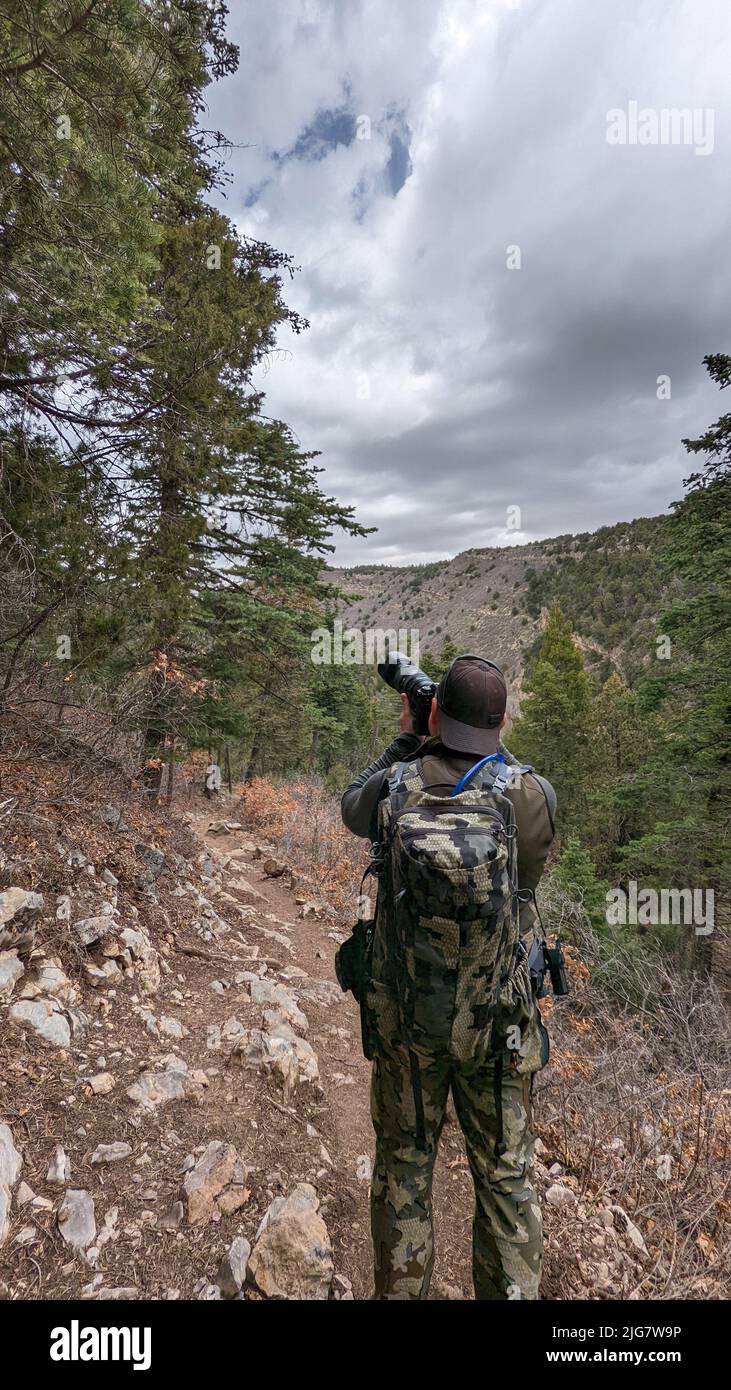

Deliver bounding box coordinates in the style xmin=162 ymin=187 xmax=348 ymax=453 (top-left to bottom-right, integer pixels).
xmin=340 ymin=652 xmax=557 ymax=1300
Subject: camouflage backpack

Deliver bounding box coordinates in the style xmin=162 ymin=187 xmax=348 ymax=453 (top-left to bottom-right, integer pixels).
xmin=365 ymin=752 xmax=545 ymax=1144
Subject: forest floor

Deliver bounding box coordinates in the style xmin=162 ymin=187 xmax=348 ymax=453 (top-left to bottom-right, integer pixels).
xmin=0 ymin=782 xmax=687 ymax=1301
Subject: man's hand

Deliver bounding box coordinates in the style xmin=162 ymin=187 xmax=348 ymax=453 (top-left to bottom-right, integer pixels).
xmin=399 ymin=691 xmax=415 ymax=734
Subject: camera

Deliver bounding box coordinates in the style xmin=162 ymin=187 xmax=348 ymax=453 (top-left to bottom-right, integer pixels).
xmin=377 ymin=649 xmax=437 ymax=736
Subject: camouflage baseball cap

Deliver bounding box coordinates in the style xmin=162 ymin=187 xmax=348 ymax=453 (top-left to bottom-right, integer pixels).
xmin=436 ymin=653 xmax=507 ymax=754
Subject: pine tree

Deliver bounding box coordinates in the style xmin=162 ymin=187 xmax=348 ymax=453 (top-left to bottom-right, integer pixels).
xmin=583 ymin=672 xmax=653 ymax=872
xmin=628 ymin=354 xmax=731 ymax=894
xmin=509 ymin=601 xmax=593 ymax=825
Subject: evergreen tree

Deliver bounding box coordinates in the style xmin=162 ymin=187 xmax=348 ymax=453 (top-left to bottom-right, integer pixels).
xmin=583 ymin=672 xmax=653 ymax=873
xmin=509 ymin=601 xmax=593 ymax=825
xmin=629 ymin=354 xmax=731 ymax=895
xmin=0 ymin=0 xmax=237 ymax=427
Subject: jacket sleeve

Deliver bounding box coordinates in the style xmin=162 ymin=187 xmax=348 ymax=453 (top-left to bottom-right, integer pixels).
xmin=340 ymin=734 xmax=422 ymax=839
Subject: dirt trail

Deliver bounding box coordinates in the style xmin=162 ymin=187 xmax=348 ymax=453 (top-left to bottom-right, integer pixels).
xmin=190 ymin=809 xmax=476 ymax=1300
xmin=1 ymin=799 xmax=476 ymax=1301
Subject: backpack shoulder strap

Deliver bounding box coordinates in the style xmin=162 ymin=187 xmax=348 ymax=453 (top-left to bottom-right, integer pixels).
xmin=376 ymin=756 xmax=425 ymax=835
xmin=490 ymin=758 xmax=533 ymax=795
xmin=386 ymin=755 xmax=424 ymax=800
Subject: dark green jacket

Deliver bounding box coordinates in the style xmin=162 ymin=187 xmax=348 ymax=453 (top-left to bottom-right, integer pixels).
xmin=341 ymin=734 xmax=556 ymax=933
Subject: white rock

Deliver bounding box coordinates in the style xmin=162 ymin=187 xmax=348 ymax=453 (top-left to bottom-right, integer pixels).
xmin=9 ymin=997 xmax=71 ymax=1047
xmin=356 ymin=1154 xmax=373 ymax=1183
xmin=0 ymin=950 xmax=24 ymax=999
xmin=47 ymin=1146 xmax=71 ymax=1184
xmin=91 ymin=1142 xmax=132 ymax=1165
xmin=15 ymin=1181 xmax=35 ymax=1207
xmin=126 ymin=1058 xmax=205 ymax=1111
xmin=33 ymin=962 xmax=78 ymax=1006
xmin=159 ymin=1015 xmax=188 ymax=1039
xmin=56 ymin=894 xmax=72 ymax=922
xmin=0 ymin=888 xmax=44 ymax=934
xmin=73 ymin=915 xmax=116 ymax=947
xmin=545 ymin=1184 xmax=578 ymax=1210
xmin=611 ymin=1205 xmax=648 ymax=1256
xmin=0 ymin=1185 xmax=10 ymax=1246
xmin=58 ymin=1189 xmax=96 ymax=1250
xmin=0 ymin=1123 xmax=22 ymax=1188
xmin=88 ymin=1071 xmax=115 ymax=1095
xmin=249 ymin=979 xmax=308 ymax=1033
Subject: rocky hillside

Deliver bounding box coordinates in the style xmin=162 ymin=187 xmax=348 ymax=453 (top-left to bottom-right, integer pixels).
xmin=1 ymin=708 xmax=725 ymax=1305
xmin=0 ymin=778 xmax=361 ymax=1301
xmin=329 ymin=515 xmax=670 ymax=698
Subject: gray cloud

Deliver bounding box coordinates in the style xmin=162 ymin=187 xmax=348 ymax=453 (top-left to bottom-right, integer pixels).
xmin=206 ymin=0 xmax=730 ymax=564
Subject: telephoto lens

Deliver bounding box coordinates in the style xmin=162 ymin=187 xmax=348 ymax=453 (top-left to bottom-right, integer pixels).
xmin=377 ymin=649 xmax=437 ymax=736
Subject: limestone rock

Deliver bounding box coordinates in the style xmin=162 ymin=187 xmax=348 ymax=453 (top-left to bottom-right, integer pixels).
xmin=249 ymin=979 xmax=308 ymax=1033
xmin=182 ymin=1141 xmax=238 ymax=1226
xmin=0 ymin=889 xmax=44 ymax=953
xmin=126 ymin=1056 xmax=205 ymax=1111
xmin=91 ymin=1142 xmax=132 ymax=1165
xmin=219 ymin=1235 xmax=251 ymax=1297
xmin=47 ymin=1146 xmax=71 ymax=1184
xmin=546 ymin=1184 xmax=578 ymax=1210
xmin=88 ymin=1072 xmax=115 ymax=1095
xmin=0 ymin=1123 xmax=22 ymax=1188
xmin=32 ymin=961 xmax=78 ymax=1006
xmin=159 ymin=1015 xmax=188 ymax=1040
xmin=73 ymin=913 xmax=116 ymax=948
xmin=9 ymin=997 xmax=70 ymax=1047
xmin=249 ymin=1184 xmax=333 ymax=1301
xmin=157 ymin=1200 xmax=184 ymax=1231
xmin=0 ymin=950 xmax=24 ymax=1000
xmin=232 ymin=1028 xmax=319 ymax=1096
xmin=0 ymin=1185 xmax=10 ymax=1247
xmin=119 ymin=928 xmax=160 ymax=994
xmin=58 ymin=1189 xmax=96 ymax=1251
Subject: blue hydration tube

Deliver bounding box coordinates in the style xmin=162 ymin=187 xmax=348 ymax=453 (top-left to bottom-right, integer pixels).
xmin=450 ymin=752 xmax=505 ymax=797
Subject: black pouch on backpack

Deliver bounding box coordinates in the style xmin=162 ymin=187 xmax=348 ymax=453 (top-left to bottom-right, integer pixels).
xmin=334 ymin=918 xmax=374 ymax=1004
xmin=335 ymin=917 xmax=376 ymax=1060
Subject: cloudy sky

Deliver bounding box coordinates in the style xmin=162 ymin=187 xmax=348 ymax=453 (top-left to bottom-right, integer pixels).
xmin=206 ymin=0 xmax=730 ymax=565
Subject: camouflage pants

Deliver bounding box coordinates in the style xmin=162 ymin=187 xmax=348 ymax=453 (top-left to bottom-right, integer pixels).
xmin=370 ymin=1039 xmax=542 ymax=1300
